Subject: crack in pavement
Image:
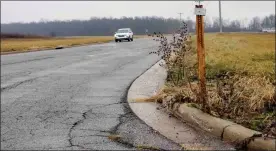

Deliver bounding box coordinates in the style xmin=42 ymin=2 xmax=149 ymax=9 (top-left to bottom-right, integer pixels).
xmin=1 ymin=77 xmax=39 ymax=92
xmin=1 ymin=56 xmax=55 ymax=66
xmin=67 ymin=110 xmax=90 ymax=148
xmin=65 ymin=77 xmax=137 ymax=149
xmin=66 ymin=104 xmax=134 ymax=149
xmin=72 ymin=134 xmax=109 ymax=138
xmin=100 ymin=63 xmax=171 ymax=150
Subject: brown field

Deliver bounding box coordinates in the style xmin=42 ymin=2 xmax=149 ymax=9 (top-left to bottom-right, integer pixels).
xmin=1 ymin=36 xmax=113 ymax=55
xmin=1 ymin=35 xmax=151 ymax=55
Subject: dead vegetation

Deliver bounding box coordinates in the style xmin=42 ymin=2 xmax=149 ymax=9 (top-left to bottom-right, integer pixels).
xmin=136 ymin=145 xmax=162 ymax=150
xmin=107 ymin=134 xmax=121 ymax=141
xmin=146 ymin=22 xmax=276 ymax=141
xmin=1 ymin=35 xmax=114 ymax=54
xmin=1 ymin=33 xmax=151 ymax=54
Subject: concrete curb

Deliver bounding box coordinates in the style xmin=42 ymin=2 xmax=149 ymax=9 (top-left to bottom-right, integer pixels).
xmin=127 ymin=59 xmax=275 ymax=151
xmin=172 ymin=103 xmax=275 ymax=151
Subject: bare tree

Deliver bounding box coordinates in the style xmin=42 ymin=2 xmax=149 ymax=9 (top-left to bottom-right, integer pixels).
xmin=249 ymin=17 xmax=262 ymax=30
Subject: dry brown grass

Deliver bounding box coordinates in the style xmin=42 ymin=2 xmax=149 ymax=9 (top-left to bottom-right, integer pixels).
xmin=143 ymin=76 xmax=275 ymax=133
xmin=134 ymin=95 xmax=165 ymax=103
xmin=1 ymin=35 xmax=151 ymax=55
xmin=107 ymin=134 xmax=121 ymax=141
xmin=1 ymin=36 xmax=114 ymax=54
xmin=136 ymin=145 xmax=161 ymax=150
xmin=145 ymin=33 xmax=276 ymax=134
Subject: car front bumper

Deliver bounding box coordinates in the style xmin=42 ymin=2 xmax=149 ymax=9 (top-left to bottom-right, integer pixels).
xmin=114 ymin=35 xmax=131 ymax=40
xmin=115 ymin=38 xmax=131 ymax=40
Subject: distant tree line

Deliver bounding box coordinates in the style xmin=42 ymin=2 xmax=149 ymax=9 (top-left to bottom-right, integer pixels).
xmin=1 ymin=14 xmax=275 ymax=37
xmin=1 ymin=33 xmax=49 ymax=39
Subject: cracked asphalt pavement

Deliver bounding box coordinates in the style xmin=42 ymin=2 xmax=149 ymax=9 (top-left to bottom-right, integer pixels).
xmin=1 ymin=38 xmax=183 ymax=150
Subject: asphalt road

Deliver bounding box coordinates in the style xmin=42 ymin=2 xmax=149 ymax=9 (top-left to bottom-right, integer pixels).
xmin=1 ymin=37 xmax=236 ymax=150
xmin=1 ymin=38 xmax=184 ymax=150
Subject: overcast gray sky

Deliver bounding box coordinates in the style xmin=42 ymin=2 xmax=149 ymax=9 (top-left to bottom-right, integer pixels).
xmin=1 ymin=1 xmax=275 ymax=24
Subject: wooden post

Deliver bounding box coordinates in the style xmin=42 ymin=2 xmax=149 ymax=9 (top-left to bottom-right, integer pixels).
xmin=195 ymin=5 xmax=207 ymax=110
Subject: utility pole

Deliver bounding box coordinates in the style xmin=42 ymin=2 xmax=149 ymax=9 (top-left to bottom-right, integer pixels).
xmin=178 ymin=13 xmax=183 ymax=28
xmin=194 ymin=1 xmax=208 ymax=112
xmin=219 ymin=0 xmax=222 ymax=33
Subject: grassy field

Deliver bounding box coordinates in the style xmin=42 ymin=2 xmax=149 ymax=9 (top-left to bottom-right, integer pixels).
xmin=202 ymin=33 xmax=275 ymax=80
xmin=148 ymin=32 xmax=275 ymax=135
xmin=1 ymin=35 xmax=150 ymax=55
xmin=204 ymin=33 xmax=275 ymax=133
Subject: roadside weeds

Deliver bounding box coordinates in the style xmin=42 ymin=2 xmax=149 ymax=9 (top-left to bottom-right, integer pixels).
xmin=138 ymin=23 xmax=275 ymax=150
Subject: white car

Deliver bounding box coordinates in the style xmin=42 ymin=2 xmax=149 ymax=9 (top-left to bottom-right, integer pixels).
xmin=114 ymin=28 xmax=134 ymax=42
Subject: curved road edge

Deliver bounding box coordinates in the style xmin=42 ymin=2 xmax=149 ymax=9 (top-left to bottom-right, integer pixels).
xmin=126 ymin=59 xmax=236 ymax=150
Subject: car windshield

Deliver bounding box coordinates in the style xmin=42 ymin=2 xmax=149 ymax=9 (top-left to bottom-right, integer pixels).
xmin=117 ymin=30 xmax=129 ymax=33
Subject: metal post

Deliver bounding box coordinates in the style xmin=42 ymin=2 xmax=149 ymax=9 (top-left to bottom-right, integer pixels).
xmin=195 ymin=4 xmax=207 ymax=110
xmin=219 ymin=0 xmax=222 ymax=33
